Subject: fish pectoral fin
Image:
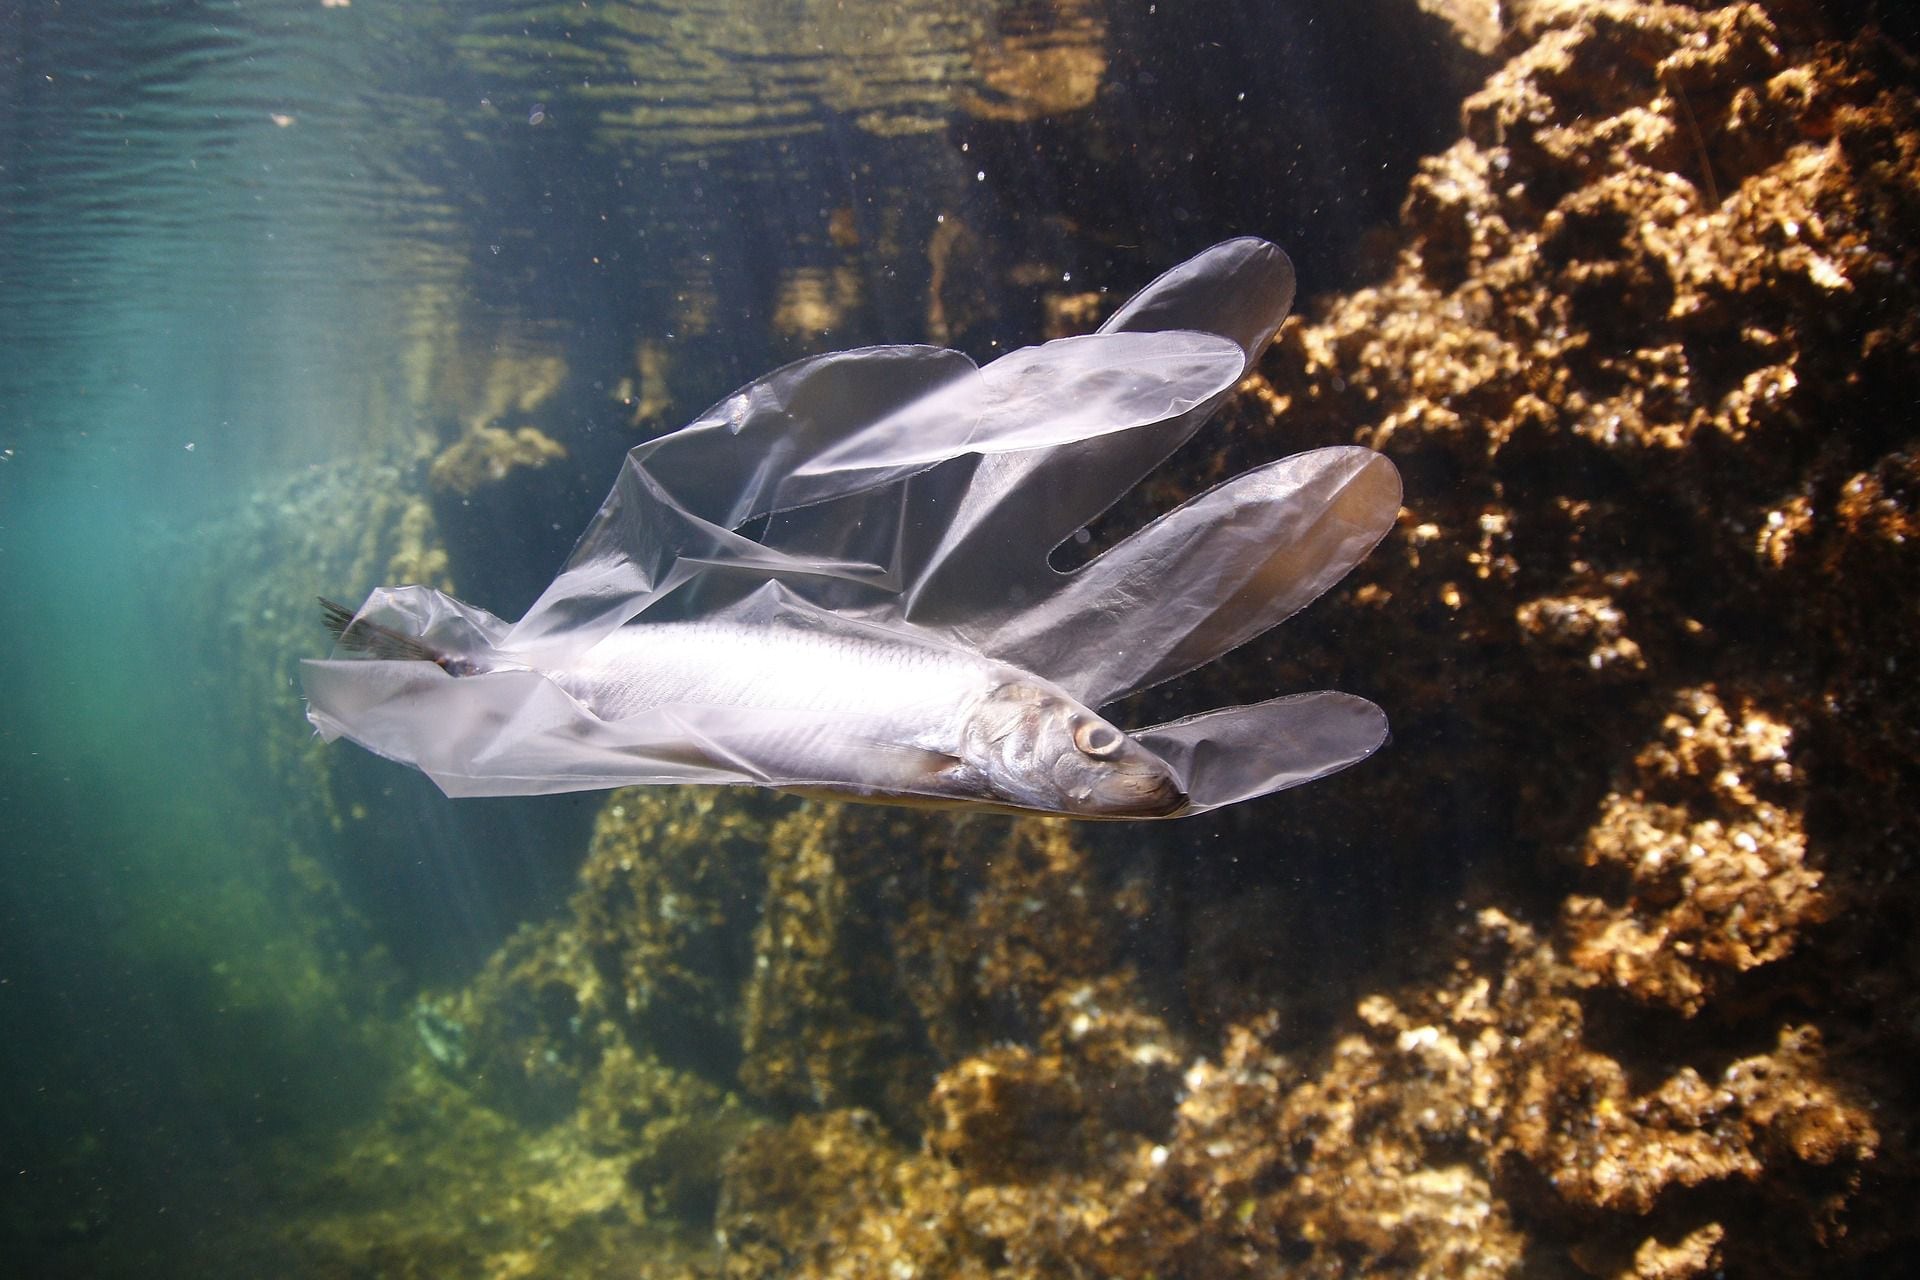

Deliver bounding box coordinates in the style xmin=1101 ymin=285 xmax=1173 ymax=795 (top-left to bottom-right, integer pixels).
xmin=584 ymin=708 xmax=974 ymax=797
xmin=867 ymin=742 xmax=971 ymax=784
xmin=916 ymin=749 xmax=971 ymax=782
xmin=782 ymin=746 xmax=977 ymax=811
xmin=794 ymin=740 xmax=976 ymax=804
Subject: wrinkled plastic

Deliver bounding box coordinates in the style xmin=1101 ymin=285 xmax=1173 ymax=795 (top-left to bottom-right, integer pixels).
xmin=304 ymin=238 xmax=1403 ymax=815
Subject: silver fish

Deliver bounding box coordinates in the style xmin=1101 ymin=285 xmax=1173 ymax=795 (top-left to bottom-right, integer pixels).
xmin=319 ymin=592 xmax=1185 ymax=817
xmin=303 ymin=238 xmax=1402 ymax=818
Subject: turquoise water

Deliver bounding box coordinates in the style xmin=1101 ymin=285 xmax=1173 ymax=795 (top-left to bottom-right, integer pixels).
xmin=0 ymin=0 xmax=1468 ymax=1272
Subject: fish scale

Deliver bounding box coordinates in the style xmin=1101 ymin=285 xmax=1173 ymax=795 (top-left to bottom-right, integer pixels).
xmin=558 ymin=619 xmax=994 ymax=728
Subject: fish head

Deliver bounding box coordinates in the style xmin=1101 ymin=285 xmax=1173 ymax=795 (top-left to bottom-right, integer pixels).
xmin=965 ymin=679 xmax=1187 ymax=818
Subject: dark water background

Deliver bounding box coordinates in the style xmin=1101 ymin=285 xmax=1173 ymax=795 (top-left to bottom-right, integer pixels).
xmin=0 ymin=0 xmax=1601 ymax=1271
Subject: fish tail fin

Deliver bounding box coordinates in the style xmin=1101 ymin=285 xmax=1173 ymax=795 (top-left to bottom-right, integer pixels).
xmin=319 ymin=597 xmax=454 ymax=668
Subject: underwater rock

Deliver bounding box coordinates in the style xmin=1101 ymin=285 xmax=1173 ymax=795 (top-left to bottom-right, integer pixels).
xmin=427 ymin=422 xmax=568 ymax=495
xmin=1562 ymin=687 xmax=1827 ymax=1014
xmin=1158 ymin=911 xmax=1874 ymax=1274
xmin=383 ymin=494 xmax=453 ymax=588
xmin=282 ymin=912 xmax=764 ymax=1274
xmin=282 ymin=1059 xmax=700 ymax=1278
xmin=694 ymin=2 xmax=1920 ymax=1274
xmin=617 ymin=338 xmax=676 ymax=427
xmin=1515 ymin=591 xmax=1648 ymax=678
xmin=768 ymin=265 xmax=865 ymax=355
xmin=718 ymin=1109 xmax=976 ymax=1276
xmin=1211 ymin=1 xmax=1917 ymax=1269
xmin=578 ymin=1040 xmax=762 ymax=1225
xmin=386 ymin=317 xmax=577 ymax=503
xmin=738 ymin=803 xmax=942 ymax=1123
xmin=712 ymin=909 xmax=1876 ymax=1278
xmin=574 ymin=789 xmax=783 ymax=1082
xmin=737 ymin=804 xmax=1181 ymax=1132
xmin=1418 ymin=0 xmax=1504 ymax=54
xmin=927 ymin=1045 xmax=1084 ymax=1182
xmin=441 ymin=919 xmax=605 ymax=1124
xmin=956 ymin=0 xmax=1107 ymax=121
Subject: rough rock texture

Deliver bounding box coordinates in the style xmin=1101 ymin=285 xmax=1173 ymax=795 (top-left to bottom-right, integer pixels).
xmin=1562 ymin=687 xmax=1827 ymax=1015
xmin=427 ymin=422 xmax=567 ymax=495
xmin=704 ymin=2 xmax=1919 ymax=1273
xmin=281 ymin=1061 xmax=721 ymax=1280
xmin=270 ymin=2 xmax=1920 ymax=1276
xmin=574 ymin=791 xmax=781 ymax=1083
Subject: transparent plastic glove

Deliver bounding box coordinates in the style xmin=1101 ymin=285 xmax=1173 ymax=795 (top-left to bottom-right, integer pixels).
xmin=304 ymin=239 xmax=1401 ymax=816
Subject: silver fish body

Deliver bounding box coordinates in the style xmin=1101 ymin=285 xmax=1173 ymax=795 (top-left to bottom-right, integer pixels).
xmin=545 ymin=618 xmax=1187 ymax=817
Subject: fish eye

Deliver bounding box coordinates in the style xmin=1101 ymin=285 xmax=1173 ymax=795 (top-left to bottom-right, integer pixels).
xmin=1072 ymin=716 xmax=1124 ymax=758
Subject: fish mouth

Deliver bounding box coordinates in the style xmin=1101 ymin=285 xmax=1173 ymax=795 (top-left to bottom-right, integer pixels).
xmin=1089 ymin=772 xmax=1189 ymax=818
xmin=1138 ymin=781 xmax=1191 ymax=817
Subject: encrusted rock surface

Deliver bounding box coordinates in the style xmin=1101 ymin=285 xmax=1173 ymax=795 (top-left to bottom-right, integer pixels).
xmin=1562 ymin=687 xmax=1826 ymax=1014
xmin=427 ymin=422 xmax=567 ymax=495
